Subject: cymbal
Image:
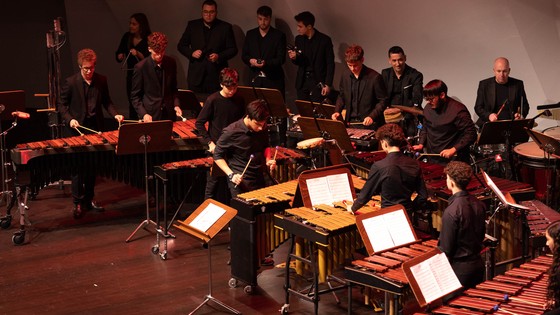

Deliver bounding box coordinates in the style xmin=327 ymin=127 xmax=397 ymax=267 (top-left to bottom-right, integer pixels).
xmin=391 ymin=105 xmax=423 ymax=116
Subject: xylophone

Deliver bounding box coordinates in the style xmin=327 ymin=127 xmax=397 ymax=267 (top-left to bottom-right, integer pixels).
xmin=520 ymin=199 xmax=560 ymax=254
xmin=344 ymin=239 xmax=439 ymax=315
xmin=229 ymin=180 xmax=299 ymax=292
xmin=274 ymin=202 xmax=380 ymax=315
xmin=428 ymin=254 xmax=552 ymax=315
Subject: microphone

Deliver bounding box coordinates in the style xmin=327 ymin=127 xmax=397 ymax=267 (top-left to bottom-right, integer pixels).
xmin=0 ymin=104 xmax=5 ymax=114
xmin=470 ymin=154 xmax=502 ymax=166
xmin=12 ymin=111 xmax=30 ymax=119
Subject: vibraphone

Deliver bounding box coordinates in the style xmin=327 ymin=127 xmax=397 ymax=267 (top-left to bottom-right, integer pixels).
xmin=426 ymin=254 xmax=552 ymax=315
xmin=274 ymin=202 xmax=379 ymax=315
xmin=229 ymin=180 xmax=299 ymax=293
xmin=344 ymin=239 xmax=439 ymax=315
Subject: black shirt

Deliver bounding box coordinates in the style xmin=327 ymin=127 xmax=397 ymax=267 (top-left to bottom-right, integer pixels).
xmin=352 ymin=151 xmax=428 ymax=211
xmin=213 ymin=119 xmax=270 ymax=184
xmin=438 ymin=190 xmax=486 ymax=262
xmin=195 ymin=91 xmax=245 ymax=145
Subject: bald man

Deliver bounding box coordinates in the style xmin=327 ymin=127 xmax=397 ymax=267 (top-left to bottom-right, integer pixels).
xmin=474 ymin=57 xmax=530 ymax=128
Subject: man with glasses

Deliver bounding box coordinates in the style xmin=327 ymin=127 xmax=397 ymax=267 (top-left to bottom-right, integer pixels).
xmin=58 ymin=48 xmax=124 ymax=218
xmin=131 ymin=32 xmax=182 ymax=122
xmin=214 ymin=99 xmax=276 ymax=198
xmin=412 ymin=80 xmax=476 ymax=164
xmin=195 ymin=68 xmax=245 ymax=203
xmin=178 ymin=0 xmax=238 ymax=99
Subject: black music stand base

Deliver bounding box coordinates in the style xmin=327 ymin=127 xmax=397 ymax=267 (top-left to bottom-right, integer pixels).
xmin=190 ymin=241 xmax=241 ymax=315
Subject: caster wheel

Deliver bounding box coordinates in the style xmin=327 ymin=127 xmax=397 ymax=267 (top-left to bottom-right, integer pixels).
xmin=243 ymin=285 xmax=253 ymax=294
xmin=0 ymin=216 xmax=11 ymax=229
xmin=12 ymin=231 xmax=25 ymax=245
xmin=280 ymin=304 xmax=289 ymax=314
xmin=151 ymin=245 xmax=159 ymax=254
xmin=228 ymin=278 xmax=237 ymax=288
xmin=159 ymin=251 xmax=167 ymax=260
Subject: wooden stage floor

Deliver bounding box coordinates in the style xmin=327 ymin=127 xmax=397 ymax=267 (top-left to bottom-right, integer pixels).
xmin=0 ymin=178 xmax=385 ymax=315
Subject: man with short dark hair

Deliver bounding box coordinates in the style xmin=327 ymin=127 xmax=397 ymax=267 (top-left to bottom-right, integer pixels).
xmin=381 ymin=46 xmax=424 ymax=137
xmin=59 ymin=48 xmax=124 ymax=218
xmin=131 ymin=32 xmax=181 ymax=122
xmin=332 ymin=45 xmax=388 ymax=129
xmin=177 ymin=0 xmax=238 ymax=98
xmin=288 ymin=11 xmax=334 ymax=103
xmin=196 ymin=68 xmax=245 ymax=202
xmin=412 ymin=79 xmax=477 ymax=164
xmin=349 ymin=123 xmax=427 ymax=214
xmin=438 ymin=161 xmax=486 ymax=293
xmin=214 ymin=99 xmax=276 ymax=197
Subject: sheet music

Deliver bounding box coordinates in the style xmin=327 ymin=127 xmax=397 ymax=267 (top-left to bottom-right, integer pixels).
xmin=409 ymin=252 xmax=462 ymax=304
xmin=362 ymin=209 xmax=416 ymax=252
xmin=482 ymin=172 xmax=529 ymax=210
xmin=189 ymin=203 xmax=226 ymax=232
xmin=306 ymin=173 xmax=353 ymax=206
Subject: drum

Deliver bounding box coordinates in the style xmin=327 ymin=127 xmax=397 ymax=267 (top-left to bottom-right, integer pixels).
xmin=513 ymin=141 xmax=559 ymax=201
xmin=544 ymin=126 xmax=560 ymax=140
xmin=296 ymin=137 xmax=324 ymax=150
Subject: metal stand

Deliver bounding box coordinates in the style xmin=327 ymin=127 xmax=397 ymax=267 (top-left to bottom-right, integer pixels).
xmin=190 ymin=240 xmax=241 ymax=315
xmin=126 ymin=134 xmax=157 ymax=242
xmin=0 ymin=118 xmax=20 ymax=229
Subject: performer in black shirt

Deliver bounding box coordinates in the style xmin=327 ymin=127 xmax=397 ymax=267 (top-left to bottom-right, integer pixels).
xmin=214 ymin=99 xmax=276 ymax=198
xmin=438 ymin=161 xmax=486 ymax=294
xmin=474 ymin=57 xmax=530 ymax=128
xmin=177 ymin=0 xmax=238 ymax=98
xmin=59 ymin=49 xmax=124 ymax=218
xmin=195 ymin=68 xmax=245 ymax=202
xmin=349 ymin=123 xmax=427 ymax=214
xmin=413 ymin=80 xmax=477 ymax=164
xmin=381 ymin=46 xmax=423 ymax=137
xmin=288 ymin=11 xmax=335 ymax=103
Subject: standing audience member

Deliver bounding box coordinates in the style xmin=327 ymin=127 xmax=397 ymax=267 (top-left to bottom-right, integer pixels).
xmin=59 ymin=48 xmax=124 ymax=218
xmin=438 ymin=161 xmax=486 ymax=297
xmin=288 ymin=11 xmax=334 ymax=103
xmin=474 ymin=57 xmax=530 ymax=128
xmin=115 ymin=13 xmax=151 ymax=120
xmin=131 ymin=32 xmax=182 ymax=122
xmin=331 ymin=45 xmax=388 ymax=129
xmin=177 ymin=0 xmax=238 ymax=99
xmin=545 ymin=221 xmax=560 ymax=315
xmin=195 ymin=68 xmax=245 ymax=203
xmin=381 ymin=46 xmax=423 ymax=137
xmin=412 ymin=80 xmax=477 ymax=164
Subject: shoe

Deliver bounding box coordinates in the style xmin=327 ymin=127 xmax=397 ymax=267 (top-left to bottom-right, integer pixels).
xmin=85 ymin=201 xmax=105 ymax=212
xmin=73 ymin=204 xmax=83 ymax=219
xmin=261 ymin=257 xmax=274 ymax=266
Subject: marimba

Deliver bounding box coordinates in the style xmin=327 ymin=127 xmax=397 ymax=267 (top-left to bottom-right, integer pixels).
xmin=344 ymin=239 xmax=439 ymax=315
xmin=520 ymin=199 xmax=560 ymax=256
xmin=429 ymin=255 xmax=552 ymax=315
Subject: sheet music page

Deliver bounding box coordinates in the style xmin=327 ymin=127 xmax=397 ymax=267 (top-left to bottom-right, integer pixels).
xmin=386 ymin=210 xmax=416 ymax=246
xmin=189 ymin=203 xmax=227 ymax=232
xmin=362 ymin=216 xmax=395 ymax=252
xmin=326 ymin=173 xmax=353 ymax=203
xmin=483 ymin=172 xmax=529 ymax=210
xmin=306 ymin=177 xmax=333 ymax=206
xmin=410 ymin=252 xmax=462 ymax=304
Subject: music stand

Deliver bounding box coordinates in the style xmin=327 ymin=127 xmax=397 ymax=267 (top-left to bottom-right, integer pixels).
xmin=477 ymin=119 xmax=534 ymax=180
xmin=236 ymin=86 xmax=288 ymax=118
xmin=294 ymin=100 xmax=335 ymax=119
xmin=173 ymin=199 xmax=240 ymax=315
xmin=177 ymin=89 xmax=202 ymax=119
xmin=525 ymin=128 xmax=560 ymax=208
xmin=119 ymin=120 xmax=173 ymax=243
